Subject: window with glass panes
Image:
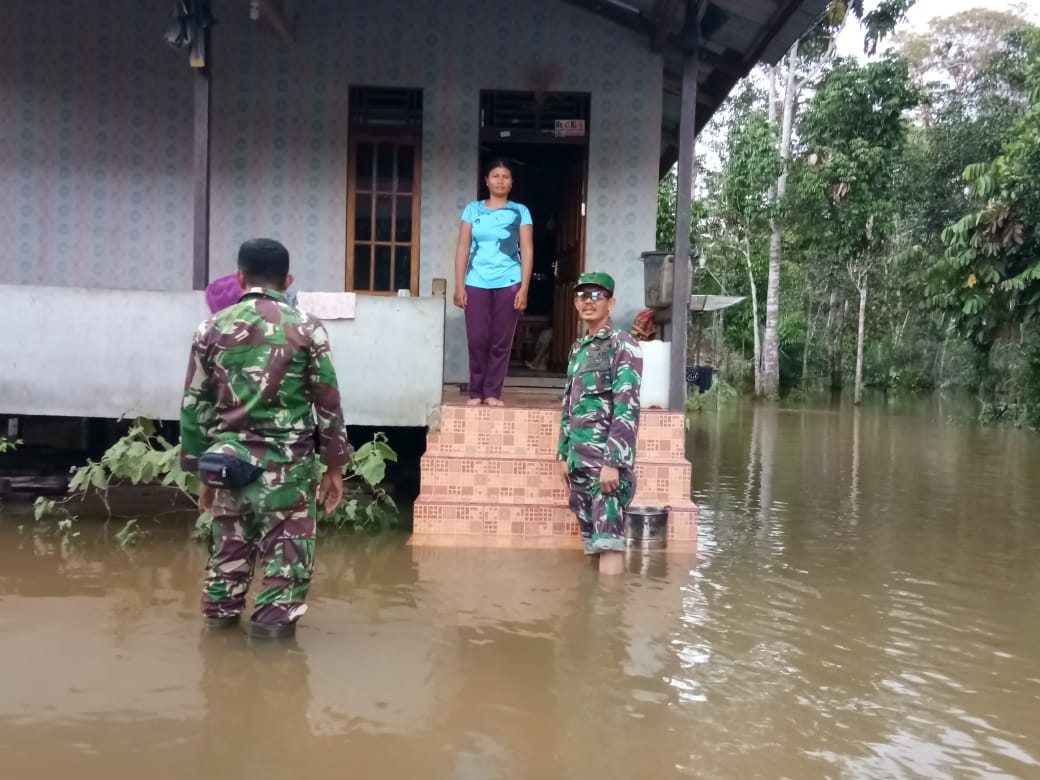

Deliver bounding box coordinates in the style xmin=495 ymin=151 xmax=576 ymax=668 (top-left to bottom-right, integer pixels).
xmin=346 ymin=88 xmax=422 ymax=295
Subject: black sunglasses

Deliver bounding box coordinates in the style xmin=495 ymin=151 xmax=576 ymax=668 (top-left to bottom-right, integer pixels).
xmin=574 ymin=289 xmax=611 ymax=301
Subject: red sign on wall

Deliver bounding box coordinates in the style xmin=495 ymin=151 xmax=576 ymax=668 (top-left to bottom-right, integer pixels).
xmin=554 ymin=119 xmax=586 ymax=137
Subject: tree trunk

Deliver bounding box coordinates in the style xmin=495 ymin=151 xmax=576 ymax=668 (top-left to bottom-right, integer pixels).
xmin=827 ymin=288 xmax=844 ymax=390
xmin=762 ymin=41 xmax=798 ymax=401
xmin=745 ymin=237 xmax=762 ymax=396
xmin=975 ymin=343 xmax=995 ymax=405
xmin=937 ymin=325 xmax=949 ymax=385
xmin=894 ymin=309 xmax=910 ymax=348
xmin=802 ymin=300 xmax=816 ymax=390
xmin=854 ymin=277 xmax=868 ymax=404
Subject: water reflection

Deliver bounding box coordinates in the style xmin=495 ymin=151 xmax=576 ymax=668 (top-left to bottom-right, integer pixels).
xmin=1 ymin=397 xmax=1039 ymax=778
xmin=0 ymin=526 xmax=701 ymax=778
xmin=686 ymin=398 xmax=1040 ymax=778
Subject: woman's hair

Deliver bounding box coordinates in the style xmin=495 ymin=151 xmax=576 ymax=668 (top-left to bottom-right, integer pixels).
xmin=483 ymin=158 xmax=515 ymax=178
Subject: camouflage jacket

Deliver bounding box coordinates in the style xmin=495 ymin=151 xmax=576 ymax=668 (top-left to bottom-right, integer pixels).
xmin=180 ymin=288 xmax=351 ymax=473
xmin=557 ymin=322 xmax=643 ymax=472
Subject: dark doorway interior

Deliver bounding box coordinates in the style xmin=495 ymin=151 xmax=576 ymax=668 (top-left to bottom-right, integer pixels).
xmin=478 ymin=142 xmax=587 ymax=374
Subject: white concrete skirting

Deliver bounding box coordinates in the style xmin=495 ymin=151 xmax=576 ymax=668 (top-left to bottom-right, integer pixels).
xmin=0 ymin=284 xmax=444 ymax=427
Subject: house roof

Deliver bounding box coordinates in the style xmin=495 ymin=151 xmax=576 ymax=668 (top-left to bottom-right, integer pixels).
xmin=561 ymin=0 xmax=830 ymax=173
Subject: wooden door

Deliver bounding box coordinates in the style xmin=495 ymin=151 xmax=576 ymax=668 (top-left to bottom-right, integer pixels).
xmin=550 ymin=154 xmax=587 ymax=370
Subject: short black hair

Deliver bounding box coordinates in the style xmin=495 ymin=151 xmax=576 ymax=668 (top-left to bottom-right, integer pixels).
xmin=237 ymin=238 xmax=290 ymax=287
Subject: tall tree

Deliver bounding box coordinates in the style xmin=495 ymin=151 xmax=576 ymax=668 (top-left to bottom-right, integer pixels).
xmin=761 ymin=43 xmax=799 ymax=400
xmin=793 ymin=57 xmax=920 ymax=401
xmin=716 ymin=106 xmax=782 ymax=394
xmin=928 ymin=28 xmax=1040 ymax=403
xmin=897 ymin=8 xmax=1032 ymax=98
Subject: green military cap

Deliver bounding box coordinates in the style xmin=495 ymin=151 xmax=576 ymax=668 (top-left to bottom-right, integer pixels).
xmin=575 ymin=271 xmax=615 ymax=292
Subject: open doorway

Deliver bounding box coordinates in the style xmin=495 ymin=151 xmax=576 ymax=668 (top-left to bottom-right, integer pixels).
xmin=478 ymin=139 xmax=588 ymax=375
xmin=476 ymin=89 xmax=590 ymax=376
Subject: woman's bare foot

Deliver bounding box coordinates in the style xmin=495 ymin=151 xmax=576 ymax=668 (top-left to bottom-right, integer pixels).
xmin=485 ymin=398 xmax=505 ymax=407
xmin=466 ymin=398 xmax=484 ymax=406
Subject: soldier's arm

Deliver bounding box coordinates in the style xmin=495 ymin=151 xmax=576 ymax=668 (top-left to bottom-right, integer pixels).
xmin=180 ymin=327 xmax=218 ymax=472
xmin=557 ymin=344 xmax=577 ymax=462
xmin=605 ymin=335 xmax=643 ymax=469
xmin=306 ymin=319 xmax=352 ymax=468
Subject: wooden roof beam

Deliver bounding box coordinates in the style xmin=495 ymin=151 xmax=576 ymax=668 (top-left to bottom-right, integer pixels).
xmin=651 ymin=0 xmax=684 ymax=52
xmin=743 ymin=0 xmax=814 ymax=65
xmin=559 ymin=0 xmax=652 ymax=37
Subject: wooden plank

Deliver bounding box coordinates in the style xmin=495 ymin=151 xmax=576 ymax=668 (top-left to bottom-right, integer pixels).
xmin=410 ymin=138 xmax=422 ymax=296
xmin=669 ymin=2 xmax=699 ymax=412
xmin=560 ymin=0 xmax=652 ymax=36
xmin=191 ymin=26 xmax=211 ymax=291
xmin=651 ymin=0 xmax=684 ymax=52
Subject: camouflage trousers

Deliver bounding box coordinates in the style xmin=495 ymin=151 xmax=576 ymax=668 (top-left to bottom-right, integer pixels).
xmin=566 ymin=467 xmax=634 ymax=554
xmin=203 ymin=458 xmax=319 ymax=626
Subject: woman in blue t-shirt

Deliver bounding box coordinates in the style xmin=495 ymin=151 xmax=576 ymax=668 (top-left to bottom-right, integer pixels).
xmin=453 ymin=158 xmax=534 ymax=406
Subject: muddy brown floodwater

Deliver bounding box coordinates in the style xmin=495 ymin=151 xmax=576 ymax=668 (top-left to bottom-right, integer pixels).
xmin=1 ymin=398 xmax=1038 ymax=779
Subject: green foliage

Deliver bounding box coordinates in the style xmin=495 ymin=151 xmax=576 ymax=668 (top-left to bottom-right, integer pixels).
xmin=319 ymin=432 xmax=400 ymax=533
xmin=685 ymin=378 xmax=738 ymax=414
xmin=1013 ymin=342 xmax=1040 ymax=430
xmin=794 ymin=56 xmax=920 ymax=263
xmin=32 ymin=419 xmax=401 ymax=540
xmin=896 ymin=8 xmax=1031 ymax=93
xmin=656 ymin=169 xmax=677 ymax=250
xmin=720 ymin=109 xmax=781 ymax=234
xmin=929 ymin=28 xmax=1040 ymax=361
xmin=655 ymin=6 xmax=1040 ymax=421
xmin=0 ymin=436 xmax=23 ymax=454
xmin=827 ymin=0 xmax=916 ymax=55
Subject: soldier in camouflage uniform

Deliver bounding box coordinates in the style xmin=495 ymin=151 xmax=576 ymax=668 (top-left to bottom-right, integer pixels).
xmin=557 ymin=271 xmax=643 ymax=575
xmin=181 ymin=238 xmax=350 ymax=638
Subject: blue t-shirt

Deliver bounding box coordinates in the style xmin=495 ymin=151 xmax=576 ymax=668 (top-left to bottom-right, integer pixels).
xmin=461 ymin=200 xmax=533 ymax=289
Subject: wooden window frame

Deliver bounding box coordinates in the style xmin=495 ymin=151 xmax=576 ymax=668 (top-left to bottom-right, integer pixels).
xmin=345 ymin=131 xmax=422 ymax=296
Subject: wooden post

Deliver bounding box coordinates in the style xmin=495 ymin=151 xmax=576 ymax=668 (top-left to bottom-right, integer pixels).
xmin=191 ymin=20 xmax=212 ymax=291
xmin=669 ymin=3 xmax=699 ymax=411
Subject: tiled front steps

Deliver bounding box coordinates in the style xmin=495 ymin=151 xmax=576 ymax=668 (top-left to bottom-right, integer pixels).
xmin=412 ymin=403 xmax=697 ymax=545
xmin=418 ymin=456 xmax=692 ymax=505
xmin=412 ymin=501 xmax=698 ymax=541
xmin=424 ymin=405 xmax=687 ymax=460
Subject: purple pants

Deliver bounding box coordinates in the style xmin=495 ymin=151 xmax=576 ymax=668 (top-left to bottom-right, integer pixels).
xmin=464 ymin=283 xmax=521 ymax=400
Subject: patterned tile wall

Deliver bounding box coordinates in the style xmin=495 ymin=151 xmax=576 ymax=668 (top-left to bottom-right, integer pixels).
xmin=0 ymin=0 xmax=194 ymax=290
xmin=3 ymin=0 xmax=662 ymax=381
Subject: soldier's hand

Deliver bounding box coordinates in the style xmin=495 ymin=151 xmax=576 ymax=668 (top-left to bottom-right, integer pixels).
xmin=198 ymin=483 xmax=215 ymax=511
xmin=557 ymin=460 xmax=569 ymax=489
xmin=599 ymin=466 xmax=620 ymax=495
xmin=318 ymin=467 xmax=345 ymax=513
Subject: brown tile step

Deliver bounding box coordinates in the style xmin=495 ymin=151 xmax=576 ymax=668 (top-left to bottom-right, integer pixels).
xmin=431 ymin=406 xmax=687 ymax=460
xmin=412 ymin=500 xmax=698 ymax=541
xmin=418 ymin=455 xmax=692 ymax=506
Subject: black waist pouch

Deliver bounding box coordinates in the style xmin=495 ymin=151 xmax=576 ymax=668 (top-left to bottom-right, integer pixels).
xmin=198 ymin=452 xmax=264 ymax=489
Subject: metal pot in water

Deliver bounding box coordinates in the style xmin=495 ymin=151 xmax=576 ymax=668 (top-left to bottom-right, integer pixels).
xmin=623 ymin=506 xmax=669 ymax=549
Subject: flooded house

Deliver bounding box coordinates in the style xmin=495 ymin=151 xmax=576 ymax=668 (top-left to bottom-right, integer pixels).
xmin=0 ymin=0 xmax=827 ymax=543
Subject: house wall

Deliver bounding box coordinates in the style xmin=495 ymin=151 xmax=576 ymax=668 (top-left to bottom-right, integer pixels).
xmin=0 ymin=0 xmax=195 ymax=290
xmin=0 ymin=284 xmax=445 ymax=426
xmin=1 ymin=0 xmax=662 ymax=388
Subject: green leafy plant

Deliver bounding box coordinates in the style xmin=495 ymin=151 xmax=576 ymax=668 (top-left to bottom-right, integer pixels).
xmin=0 ymin=436 xmax=23 ymax=454
xmin=319 ymin=432 xmax=399 ymax=532
xmin=33 ymin=418 xmax=202 ymax=539
xmin=685 ymin=377 xmax=737 ymax=414
xmin=32 ymin=418 xmax=400 ymax=540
